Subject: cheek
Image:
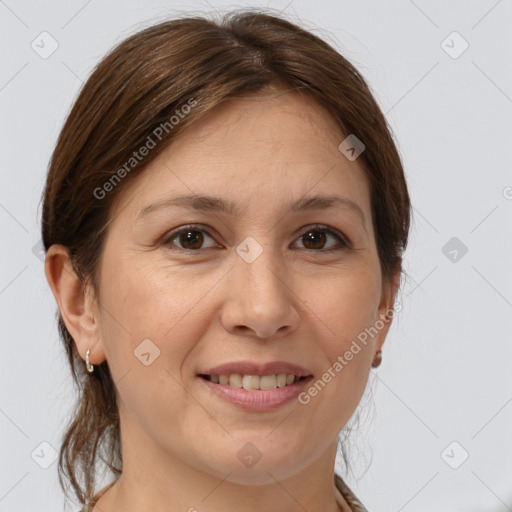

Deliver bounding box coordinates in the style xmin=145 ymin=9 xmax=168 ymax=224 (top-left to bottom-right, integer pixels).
xmin=96 ymin=255 xmax=228 ymax=393
xmin=312 ymin=268 xmax=381 ymax=348
xmin=301 ymin=269 xmax=380 ymax=405
xmin=94 ymin=258 xmax=206 ymax=434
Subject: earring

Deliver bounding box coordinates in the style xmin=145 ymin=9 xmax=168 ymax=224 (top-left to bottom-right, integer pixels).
xmin=85 ymin=348 xmax=94 ymax=373
xmin=371 ymin=350 xmax=382 ymax=368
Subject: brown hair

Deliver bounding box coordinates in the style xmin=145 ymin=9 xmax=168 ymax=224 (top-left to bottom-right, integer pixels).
xmin=41 ymin=8 xmax=410 ymax=507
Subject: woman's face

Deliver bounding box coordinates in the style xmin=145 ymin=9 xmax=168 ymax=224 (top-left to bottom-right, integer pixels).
xmin=90 ymin=90 xmax=397 ymax=484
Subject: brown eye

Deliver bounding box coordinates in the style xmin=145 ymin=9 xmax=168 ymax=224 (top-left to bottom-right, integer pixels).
xmin=163 ymin=226 xmax=218 ymax=251
xmin=177 ymin=229 xmax=204 ymax=250
xmin=294 ymin=225 xmax=348 ymax=252
xmin=301 ymin=230 xmax=327 ymax=250
xmin=162 ymin=224 xmax=348 ymax=253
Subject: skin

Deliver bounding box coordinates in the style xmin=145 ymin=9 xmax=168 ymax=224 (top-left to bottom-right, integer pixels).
xmin=45 ymin=88 xmax=399 ymax=512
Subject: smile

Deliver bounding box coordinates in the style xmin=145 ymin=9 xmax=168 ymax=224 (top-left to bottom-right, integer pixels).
xmin=197 ymin=374 xmax=313 ymax=411
xmin=199 ymin=373 xmax=308 ymax=390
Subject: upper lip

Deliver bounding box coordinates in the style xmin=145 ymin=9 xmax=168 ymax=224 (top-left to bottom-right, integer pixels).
xmin=199 ymin=361 xmax=313 ymax=378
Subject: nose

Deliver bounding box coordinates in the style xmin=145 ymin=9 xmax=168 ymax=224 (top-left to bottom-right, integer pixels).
xmin=220 ymin=246 xmax=300 ymax=340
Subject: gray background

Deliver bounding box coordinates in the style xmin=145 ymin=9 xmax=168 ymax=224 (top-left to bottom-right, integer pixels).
xmin=1 ymin=1 xmax=511 ymax=511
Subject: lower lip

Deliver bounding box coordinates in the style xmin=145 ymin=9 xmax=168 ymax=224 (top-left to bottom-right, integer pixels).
xmin=197 ymin=376 xmax=312 ymax=411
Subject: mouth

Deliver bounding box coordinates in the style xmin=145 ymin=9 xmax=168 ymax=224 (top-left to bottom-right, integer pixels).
xmin=198 ymin=373 xmax=312 ymax=390
xmin=196 ymin=361 xmax=314 ymax=410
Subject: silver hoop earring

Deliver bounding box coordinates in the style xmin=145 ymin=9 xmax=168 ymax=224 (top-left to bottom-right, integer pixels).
xmin=85 ymin=349 xmax=94 ymax=373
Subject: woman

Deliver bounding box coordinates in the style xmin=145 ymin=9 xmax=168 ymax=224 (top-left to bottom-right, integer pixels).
xmin=41 ymin=9 xmax=410 ymax=512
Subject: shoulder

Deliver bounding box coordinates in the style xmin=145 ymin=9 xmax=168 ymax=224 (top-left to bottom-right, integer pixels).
xmin=334 ymin=473 xmax=371 ymax=512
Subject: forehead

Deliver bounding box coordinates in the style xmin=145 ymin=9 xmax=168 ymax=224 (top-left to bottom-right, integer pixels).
xmin=184 ymin=89 xmax=345 ymax=157
xmin=110 ymin=90 xmax=372 ymax=223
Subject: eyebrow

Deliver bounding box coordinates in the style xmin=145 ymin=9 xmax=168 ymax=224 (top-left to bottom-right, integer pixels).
xmin=137 ymin=193 xmax=367 ymax=228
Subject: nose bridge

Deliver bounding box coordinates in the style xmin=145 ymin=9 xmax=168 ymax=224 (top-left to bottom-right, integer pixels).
xmin=235 ymin=237 xmax=287 ymax=303
xmin=222 ymin=236 xmax=299 ymax=338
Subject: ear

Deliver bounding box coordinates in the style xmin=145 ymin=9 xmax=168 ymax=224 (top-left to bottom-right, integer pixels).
xmin=374 ymin=267 xmax=402 ymax=352
xmin=44 ymin=244 xmax=106 ymax=366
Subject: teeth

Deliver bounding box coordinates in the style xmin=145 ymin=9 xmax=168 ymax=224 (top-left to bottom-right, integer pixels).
xmin=229 ymin=374 xmax=243 ymax=387
xmin=242 ymin=375 xmax=260 ymax=390
xmin=208 ymin=373 xmax=301 ymax=390
xmin=259 ymin=375 xmax=277 ymax=390
xmin=276 ymin=374 xmax=287 ymax=387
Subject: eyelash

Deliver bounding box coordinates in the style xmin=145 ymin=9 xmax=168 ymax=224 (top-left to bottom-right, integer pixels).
xmin=161 ymin=224 xmax=350 ymax=254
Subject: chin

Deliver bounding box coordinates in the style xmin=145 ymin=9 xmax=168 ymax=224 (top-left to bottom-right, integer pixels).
xmin=201 ymin=448 xmax=306 ymax=486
